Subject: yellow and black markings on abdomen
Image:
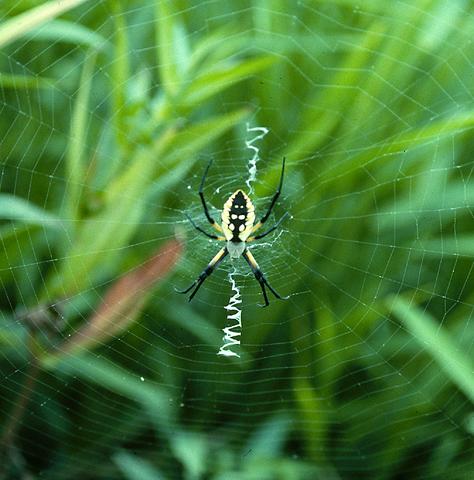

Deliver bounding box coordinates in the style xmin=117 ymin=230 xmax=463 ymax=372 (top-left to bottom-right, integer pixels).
xmin=221 ymin=190 xmax=255 ymax=242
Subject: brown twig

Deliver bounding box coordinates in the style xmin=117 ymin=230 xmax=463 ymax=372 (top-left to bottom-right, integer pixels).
xmin=50 ymin=238 xmax=183 ymax=358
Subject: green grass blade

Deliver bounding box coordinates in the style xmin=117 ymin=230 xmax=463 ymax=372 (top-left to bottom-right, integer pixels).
xmin=113 ymin=451 xmax=165 ymax=480
xmin=294 ymin=379 xmax=328 ymax=463
xmin=320 ymin=110 xmax=474 ymax=183
xmin=183 ymin=55 xmax=276 ymax=106
xmin=48 ymin=413 xmax=149 ymax=480
xmin=0 ymin=225 xmax=35 ymax=286
xmin=374 ymin=181 xmax=474 ymax=230
xmin=0 ymin=73 xmax=53 ymax=89
xmin=46 ymin=354 xmax=174 ymax=428
xmin=170 ymin=432 xmax=208 ymax=479
xmin=416 ymin=236 xmax=474 ymax=257
xmin=0 ymin=0 xmax=90 ymax=48
xmin=45 ymin=129 xmax=176 ymax=298
xmin=245 ymin=413 xmax=292 ymax=457
xmin=162 ymin=108 xmax=249 ymax=167
xmin=155 ymin=0 xmax=189 ymax=97
xmin=64 ymin=50 xmax=97 ymax=224
xmin=187 ymin=27 xmax=244 ymax=72
xmin=110 ymin=1 xmax=130 ymax=148
xmin=389 ymin=296 xmax=474 ymax=403
xmin=24 ymin=19 xmax=108 ymax=50
xmin=0 ymin=194 xmax=61 ymax=229
xmin=287 ymin=21 xmax=385 ymax=158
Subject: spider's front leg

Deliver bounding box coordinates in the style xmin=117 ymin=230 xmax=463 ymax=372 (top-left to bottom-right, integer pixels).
xmin=198 ymin=160 xmax=223 ymax=234
xmin=175 ymin=247 xmax=228 ymax=301
xmin=247 ymin=212 xmax=289 ymax=241
xmin=242 ymin=248 xmax=289 ymax=307
xmin=251 ymin=157 xmax=285 ymax=235
xmin=185 ymin=213 xmax=225 ymax=241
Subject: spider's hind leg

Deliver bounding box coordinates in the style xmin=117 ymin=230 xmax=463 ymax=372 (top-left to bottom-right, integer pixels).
xmin=242 ymin=248 xmax=289 ymax=307
xmin=175 ymin=247 xmax=228 ymax=301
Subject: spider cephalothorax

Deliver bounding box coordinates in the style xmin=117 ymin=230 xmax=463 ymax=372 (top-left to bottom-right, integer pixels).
xmin=176 ymin=159 xmax=289 ymax=307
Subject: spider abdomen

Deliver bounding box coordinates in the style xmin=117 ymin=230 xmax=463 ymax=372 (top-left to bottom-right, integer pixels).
xmin=221 ymin=190 xmax=255 ymax=242
xmin=227 ymin=240 xmax=246 ymax=258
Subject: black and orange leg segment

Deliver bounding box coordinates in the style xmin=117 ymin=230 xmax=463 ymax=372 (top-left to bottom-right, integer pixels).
xmin=248 ymin=212 xmax=289 ymax=241
xmin=176 ymin=247 xmax=228 ymax=302
xmin=242 ymin=248 xmax=288 ymax=307
xmin=185 ymin=213 xmax=225 ymax=240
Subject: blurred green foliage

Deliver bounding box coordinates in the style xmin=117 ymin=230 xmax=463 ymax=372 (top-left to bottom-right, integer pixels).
xmin=0 ymin=0 xmax=473 ymax=479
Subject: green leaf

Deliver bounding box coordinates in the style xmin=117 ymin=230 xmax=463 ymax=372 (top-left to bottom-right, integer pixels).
xmin=46 ymin=354 xmax=174 ymax=428
xmin=0 ymin=311 xmax=26 ymax=349
xmin=0 ymin=194 xmax=61 ymax=229
xmin=245 ymin=413 xmax=292 ymax=457
xmin=287 ymin=21 xmax=385 ymax=158
xmin=374 ymin=181 xmax=474 ymax=230
xmin=0 ymin=0 xmax=91 ymax=48
xmin=389 ymin=296 xmax=474 ymax=403
xmin=310 ymin=0 xmax=390 ymax=10
xmin=0 ymin=73 xmax=53 ymax=89
xmin=108 ymin=0 xmax=130 ymax=149
xmin=183 ymin=55 xmax=277 ymax=106
xmin=170 ymin=431 xmax=208 ymax=480
xmin=163 ymin=108 xmax=249 ymax=167
xmin=64 ymin=50 xmax=97 ymax=223
xmin=164 ymin=306 xmax=223 ymax=349
xmin=321 ymin=111 xmax=474 ymax=183
xmin=155 ymin=0 xmax=190 ymax=97
xmin=24 ymin=19 xmax=108 ymax=49
xmin=113 ymin=451 xmax=165 ymax=480
xmin=416 ymin=236 xmax=474 ymax=258
xmin=187 ymin=27 xmax=245 ymax=73
xmin=417 ymin=1 xmax=465 ymax=51
xmin=44 ymin=128 xmax=175 ymax=298
xmin=294 ymin=379 xmax=328 ymax=463
xmin=0 ymin=224 xmax=35 ymax=285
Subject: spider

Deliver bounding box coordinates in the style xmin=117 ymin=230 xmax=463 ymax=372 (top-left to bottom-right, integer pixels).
xmin=176 ymin=158 xmax=289 ymax=307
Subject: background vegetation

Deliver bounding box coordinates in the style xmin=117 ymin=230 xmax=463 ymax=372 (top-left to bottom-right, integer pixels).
xmin=0 ymin=0 xmax=473 ymax=478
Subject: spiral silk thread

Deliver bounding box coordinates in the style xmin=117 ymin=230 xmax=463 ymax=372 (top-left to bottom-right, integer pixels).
xmin=245 ymin=124 xmax=269 ymax=194
xmin=218 ymin=269 xmax=242 ymax=358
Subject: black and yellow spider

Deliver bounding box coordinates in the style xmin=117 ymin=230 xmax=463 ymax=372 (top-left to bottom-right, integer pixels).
xmin=176 ymin=158 xmax=289 ymax=307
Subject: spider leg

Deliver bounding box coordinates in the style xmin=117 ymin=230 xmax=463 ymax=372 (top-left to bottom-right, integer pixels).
xmin=185 ymin=213 xmax=225 ymax=240
xmin=175 ymin=247 xmax=228 ymax=301
xmin=247 ymin=212 xmax=289 ymax=242
xmin=251 ymin=157 xmax=285 ymax=234
xmin=242 ymin=248 xmax=289 ymax=307
xmin=199 ymin=160 xmax=223 ymax=233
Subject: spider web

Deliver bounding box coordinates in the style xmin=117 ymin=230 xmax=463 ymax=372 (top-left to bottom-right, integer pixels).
xmin=1 ymin=1 xmax=474 ymax=479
